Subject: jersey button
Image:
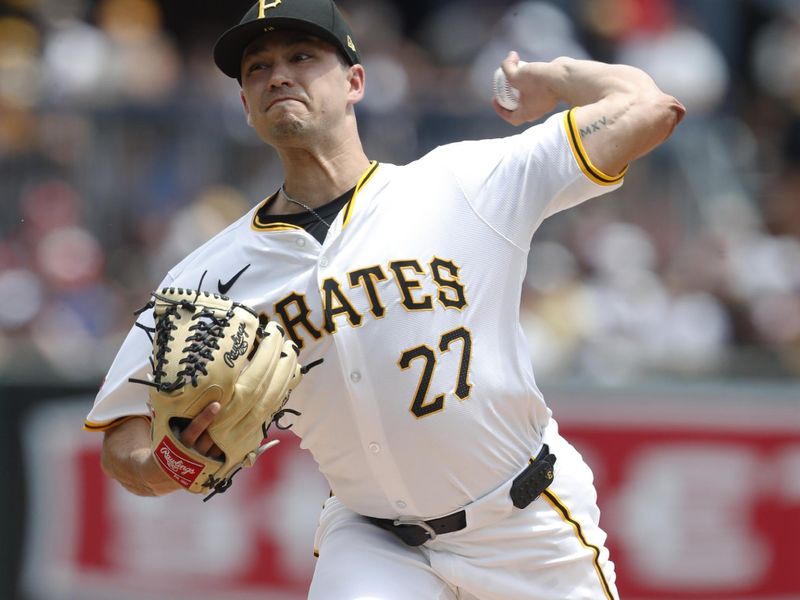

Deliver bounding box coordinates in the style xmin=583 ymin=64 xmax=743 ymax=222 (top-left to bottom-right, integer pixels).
xmin=368 ymin=442 xmax=381 ymax=454
xmin=320 ymin=256 xmax=329 ymax=267
xmin=296 ymin=238 xmax=306 ymax=248
xmin=395 ymin=501 xmax=407 ymax=509
xmin=350 ymin=371 xmax=361 ymax=383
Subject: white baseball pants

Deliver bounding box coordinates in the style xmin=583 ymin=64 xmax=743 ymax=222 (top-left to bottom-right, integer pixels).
xmin=308 ymin=419 xmax=619 ymax=599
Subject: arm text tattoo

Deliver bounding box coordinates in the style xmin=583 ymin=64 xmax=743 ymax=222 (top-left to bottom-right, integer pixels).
xmin=579 ymin=116 xmax=609 ymax=139
xmin=579 ymin=108 xmax=626 ymax=139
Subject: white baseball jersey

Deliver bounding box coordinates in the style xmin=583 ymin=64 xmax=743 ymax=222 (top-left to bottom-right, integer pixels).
xmin=86 ymin=108 xmax=623 ymax=520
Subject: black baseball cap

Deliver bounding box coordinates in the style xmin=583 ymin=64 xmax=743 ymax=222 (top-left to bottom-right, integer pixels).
xmin=213 ymin=0 xmax=361 ymax=80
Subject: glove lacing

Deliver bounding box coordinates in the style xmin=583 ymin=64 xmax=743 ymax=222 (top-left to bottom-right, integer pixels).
xmin=178 ymin=307 xmax=231 ymax=387
xmin=130 ymin=289 xmax=232 ymax=392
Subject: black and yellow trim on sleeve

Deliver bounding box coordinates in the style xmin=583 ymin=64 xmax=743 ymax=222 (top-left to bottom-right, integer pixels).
xmin=564 ymin=108 xmax=627 ymax=186
xmin=83 ymin=414 xmax=150 ymax=432
xmin=542 ymin=489 xmax=617 ymax=600
xmin=341 ymin=161 xmax=380 ymax=228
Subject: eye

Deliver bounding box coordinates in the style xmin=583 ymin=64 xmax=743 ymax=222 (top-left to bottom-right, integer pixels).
xmin=291 ymin=52 xmax=311 ymax=63
xmin=246 ymin=61 xmax=269 ymax=74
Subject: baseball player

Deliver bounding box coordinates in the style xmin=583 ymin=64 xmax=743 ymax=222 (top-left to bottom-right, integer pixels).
xmin=86 ymin=0 xmax=685 ymax=597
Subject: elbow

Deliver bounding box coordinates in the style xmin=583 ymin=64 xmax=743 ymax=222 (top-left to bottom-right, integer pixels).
xmin=652 ymin=92 xmax=686 ymax=141
xmin=626 ymin=92 xmax=686 ymax=157
xmin=603 ymin=92 xmax=686 ymax=171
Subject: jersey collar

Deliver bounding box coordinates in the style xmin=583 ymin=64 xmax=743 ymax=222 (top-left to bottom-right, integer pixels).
xmin=251 ymin=161 xmax=380 ymax=233
xmin=341 ymin=161 xmax=380 ymax=229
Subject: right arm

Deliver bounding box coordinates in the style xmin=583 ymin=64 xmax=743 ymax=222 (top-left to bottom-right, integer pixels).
xmin=101 ymin=402 xmax=222 ymax=497
xmin=494 ymin=52 xmax=685 ymax=177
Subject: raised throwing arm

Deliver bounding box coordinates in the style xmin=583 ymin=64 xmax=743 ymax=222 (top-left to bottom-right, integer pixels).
xmin=494 ymin=51 xmax=686 ymax=176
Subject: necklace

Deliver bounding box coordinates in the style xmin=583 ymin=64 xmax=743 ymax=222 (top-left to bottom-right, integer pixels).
xmin=280 ymin=186 xmax=331 ymax=229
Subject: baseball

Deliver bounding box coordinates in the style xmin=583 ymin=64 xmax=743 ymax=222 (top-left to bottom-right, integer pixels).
xmin=493 ymin=67 xmax=520 ymax=111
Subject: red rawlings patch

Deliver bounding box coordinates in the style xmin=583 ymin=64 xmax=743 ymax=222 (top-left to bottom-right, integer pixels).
xmin=154 ymin=436 xmax=204 ymax=488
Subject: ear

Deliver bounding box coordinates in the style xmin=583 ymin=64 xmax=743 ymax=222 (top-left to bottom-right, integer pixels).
xmin=240 ymin=89 xmax=254 ymax=127
xmin=346 ymin=64 xmax=366 ymax=105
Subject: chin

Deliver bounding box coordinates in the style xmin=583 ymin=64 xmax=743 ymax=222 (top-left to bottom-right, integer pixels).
xmin=263 ymin=118 xmax=312 ymax=145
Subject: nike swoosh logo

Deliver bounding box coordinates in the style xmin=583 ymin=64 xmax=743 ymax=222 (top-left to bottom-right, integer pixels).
xmin=218 ymin=264 xmax=251 ymax=295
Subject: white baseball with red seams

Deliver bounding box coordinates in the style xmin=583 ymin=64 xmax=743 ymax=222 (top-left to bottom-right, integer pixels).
xmin=86 ymin=109 xmax=623 ymax=599
xmin=494 ymin=66 xmax=521 ymax=110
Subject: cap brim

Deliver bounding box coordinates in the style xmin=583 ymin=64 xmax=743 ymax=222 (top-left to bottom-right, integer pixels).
xmin=214 ymin=17 xmax=355 ymax=79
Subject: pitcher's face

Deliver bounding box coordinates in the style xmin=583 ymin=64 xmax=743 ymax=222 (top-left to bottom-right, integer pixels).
xmin=239 ymin=30 xmax=359 ymax=147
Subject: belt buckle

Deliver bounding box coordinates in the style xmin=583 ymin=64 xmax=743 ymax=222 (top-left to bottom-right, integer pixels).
xmin=393 ymin=516 xmax=437 ymax=541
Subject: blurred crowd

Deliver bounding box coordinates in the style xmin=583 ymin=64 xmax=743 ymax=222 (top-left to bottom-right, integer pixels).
xmin=1 ymin=0 xmax=799 ymax=385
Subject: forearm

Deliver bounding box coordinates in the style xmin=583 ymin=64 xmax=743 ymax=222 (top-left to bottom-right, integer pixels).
xmin=537 ymin=57 xmax=664 ymax=108
xmin=101 ymin=417 xmax=180 ymax=497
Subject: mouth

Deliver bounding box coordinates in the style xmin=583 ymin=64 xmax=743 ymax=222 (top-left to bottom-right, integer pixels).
xmin=267 ymin=97 xmax=303 ymax=111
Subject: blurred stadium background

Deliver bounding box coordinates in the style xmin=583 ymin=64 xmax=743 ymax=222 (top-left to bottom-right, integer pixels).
xmin=1 ymin=0 xmax=798 ymax=598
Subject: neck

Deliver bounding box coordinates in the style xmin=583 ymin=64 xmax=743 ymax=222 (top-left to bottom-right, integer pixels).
xmin=277 ymin=129 xmax=371 ymax=209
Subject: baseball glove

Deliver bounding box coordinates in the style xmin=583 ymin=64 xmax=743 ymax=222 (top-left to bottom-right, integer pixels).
xmin=129 ymin=287 xmax=317 ymax=500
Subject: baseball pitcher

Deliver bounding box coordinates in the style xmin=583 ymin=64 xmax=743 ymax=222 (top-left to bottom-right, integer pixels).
xmin=86 ymin=0 xmax=685 ymax=597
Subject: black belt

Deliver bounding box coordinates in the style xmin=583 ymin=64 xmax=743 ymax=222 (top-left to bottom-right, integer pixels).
xmin=368 ymin=444 xmax=556 ymax=546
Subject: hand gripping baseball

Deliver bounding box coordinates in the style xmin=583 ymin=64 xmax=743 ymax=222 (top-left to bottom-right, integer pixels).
xmin=129 ymin=288 xmax=320 ymax=500
xmin=493 ymin=51 xmax=561 ymax=126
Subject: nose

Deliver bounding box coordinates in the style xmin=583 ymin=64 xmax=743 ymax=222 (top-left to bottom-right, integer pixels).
xmin=267 ymin=60 xmax=294 ymax=90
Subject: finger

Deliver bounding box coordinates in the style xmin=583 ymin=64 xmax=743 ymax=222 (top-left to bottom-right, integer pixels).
xmin=180 ymin=401 xmax=220 ymax=446
xmin=492 ymin=98 xmax=514 ymax=122
xmin=501 ymin=50 xmax=520 ymax=80
xmin=491 ymin=98 xmax=524 ymax=126
xmin=193 ymin=431 xmax=216 ymax=455
xmin=208 ymin=444 xmax=223 ymax=459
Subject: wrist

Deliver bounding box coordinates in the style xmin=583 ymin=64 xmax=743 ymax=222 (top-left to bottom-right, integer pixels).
xmin=546 ymin=56 xmax=573 ymax=82
xmin=134 ymin=448 xmax=181 ymax=496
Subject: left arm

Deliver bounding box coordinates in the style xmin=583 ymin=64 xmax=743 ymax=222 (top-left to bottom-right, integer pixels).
xmin=494 ymin=52 xmax=686 ymax=176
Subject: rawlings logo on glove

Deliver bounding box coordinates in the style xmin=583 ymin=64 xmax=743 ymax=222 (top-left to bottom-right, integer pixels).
xmin=155 ymin=437 xmax=205 ymax=486
xmin=224 ymin=322 xmax=251 ymax=367
xmin=130 ymin=286 xmax=321 ymax=500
